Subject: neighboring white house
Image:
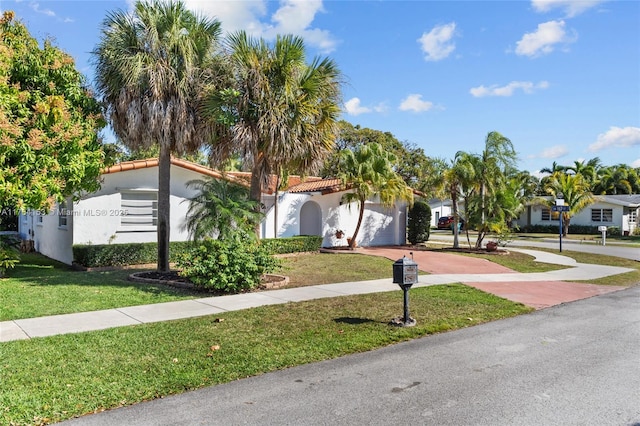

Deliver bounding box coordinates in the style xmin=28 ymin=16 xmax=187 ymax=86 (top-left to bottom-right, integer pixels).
xmin=427 ymin=194 xmax=639 ymax=236
xmin=514 ymin=195 xmax=639 ymax=235
xmin=18 ymin=158 xmax=409 ymax=265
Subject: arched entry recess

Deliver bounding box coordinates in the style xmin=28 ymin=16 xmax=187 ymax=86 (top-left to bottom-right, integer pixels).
xmin=299 ymin=201 xmax=322 ymax=236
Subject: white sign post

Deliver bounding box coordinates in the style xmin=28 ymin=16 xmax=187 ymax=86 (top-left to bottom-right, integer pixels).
xmin=555 ymin=195 xmax=565 ymax=253
xmin=598 ymin=226 xmax=607 ymax=246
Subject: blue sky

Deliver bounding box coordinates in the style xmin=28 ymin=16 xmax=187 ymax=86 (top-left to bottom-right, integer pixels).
xmin=3 ymin=0 xmax=639 ymax=175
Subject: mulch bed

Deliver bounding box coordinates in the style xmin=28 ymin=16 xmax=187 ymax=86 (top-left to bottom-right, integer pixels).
xmin=128 ymin=270 xmax=289 ymax=292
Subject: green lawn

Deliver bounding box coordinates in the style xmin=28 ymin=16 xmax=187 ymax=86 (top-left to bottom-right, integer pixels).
xmin=2 ymin=247 xmax=638 ymax=425
xmin=1 ymin=284 xmax=531 ymax=425
xmin=0 ymin=254 xmax=199 ymax=321
xmin=4 ymin=246 xmax=637 ymax=321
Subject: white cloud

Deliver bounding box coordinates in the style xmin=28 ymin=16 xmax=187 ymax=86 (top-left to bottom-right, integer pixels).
xmin=29 ymin=2 xmax=55 ymax=17
xmin=588 ymin=126 xmax=640 ymax=152
xmin=399 ymin=94 xmax=434 ymax=112
xmin=515 ymin=20 xmax=576 ymax=57
xmin=183 ymin=0 xmax=337 ymax=53
xmin=470 ymin=80 xmax=549 ymax=97
xmin=631 ymin=159 xmax=640 ymax=168
xmin=417 ymin=22 xmax=457 ymax=62
xmin=344 ymin=98 xmax=371 ymax=116
xmin=373 ymin=102 xmax=389 ymax=113
xmin=537 ymin=145 xmax=569 ymax=159
xmin=531 ymin=0 xmax=606 ymax=18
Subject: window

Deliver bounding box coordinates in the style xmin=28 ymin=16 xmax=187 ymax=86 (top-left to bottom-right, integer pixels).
xmin=541 ymin=208 xmax=559 ymax=221
xmin=541 ymin=208 xmax=550 ymax=221
xmin=58 ymin=201 xmax=68 ymax=228
xmin=591 ymin=208 xmax=613 ymax=222
xmin=120 ymin=191 xmax=158 ymax=229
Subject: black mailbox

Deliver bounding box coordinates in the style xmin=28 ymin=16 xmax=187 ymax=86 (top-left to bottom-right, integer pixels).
xmin=393 ymin=256 xmax=418 ymax=288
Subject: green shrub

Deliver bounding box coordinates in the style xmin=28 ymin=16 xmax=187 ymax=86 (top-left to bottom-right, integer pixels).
xmin=515 ymin=224 xmax=624 ymax=236
xmin=73 ymin=236 xmax=321 ymax=268
xmin=0 ymin=233 xmax=20 ymax=276
xmin=260 ymin=235 xmax=323 ymax=254
xmin=175 ymin=238 xmax=280 ymax=293
xmin=407 ymin=201 xmax=431 ymax=244
xmin=72 ymin=241 xmax=192 ymax=267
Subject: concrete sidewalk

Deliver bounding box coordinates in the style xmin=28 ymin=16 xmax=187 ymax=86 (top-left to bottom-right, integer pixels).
xmin=0 ymin=248 xmax=632 ymax=342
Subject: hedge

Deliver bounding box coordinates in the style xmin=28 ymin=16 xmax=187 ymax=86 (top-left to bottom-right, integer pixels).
xmin=259 ymin=235 xmax=323 ymax=254
xmin=517 ymin=224 xmax=621 ymax=236
xmin=72 ymin=235 xmax=324 ymax=267
xmin=72 ymin=241 xmax=192 ymax=268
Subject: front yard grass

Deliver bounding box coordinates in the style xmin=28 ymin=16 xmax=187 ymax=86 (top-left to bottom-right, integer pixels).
xmin=1 ymin=283 xmax=531 ymax=425
xmin=0 ymin=254 xmax=199 ymax=321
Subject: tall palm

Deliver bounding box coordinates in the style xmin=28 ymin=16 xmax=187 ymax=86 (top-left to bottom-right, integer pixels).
xmin=566 ymin=157 xmax=601 ymax=187
xmin=593 ymin=164 xmax=635 ymax=195
xmin=460 ymin=132 xmax=517 ymax=248
xmin=182 ymin=178 xmax=262 ymax=241
xmin=543 ymin=172 xmax=594 ymax=236
xmin=206 ymin=31 xmax=342 ymax=235
xmin=337 ymin=143 xmax=413 ymax=249
xmin=93 ymin=0 xmax=222 ymax=271
xmin=478 ymin=132 xmax=517 ymax=220
xmin=540 ymin=161 xmax=566 ymax=175
xmin=443 ymin=154 xmax=476 ymax=249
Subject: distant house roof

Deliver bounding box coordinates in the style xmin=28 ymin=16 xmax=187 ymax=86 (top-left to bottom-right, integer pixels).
xmin=103 ymin=158 xmax=330 ymax=194
xmin=595 ymin=194 xmax=640 ymax=207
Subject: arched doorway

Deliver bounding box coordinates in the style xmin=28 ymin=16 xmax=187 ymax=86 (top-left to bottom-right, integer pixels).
xmin=299 ymin=201 xmax=322 ymax=236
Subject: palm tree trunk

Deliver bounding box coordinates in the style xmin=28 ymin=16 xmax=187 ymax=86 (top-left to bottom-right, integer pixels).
xmin=250 ymin=171 xmax=262 ymax=238
xmin=157 ymin=146 xmax=171 ymax=272
xmin=451 ymin=192 xmax=459 ymax=249
xmin=349 ymin=198 xmax=366 ymax=249
xmin=274 ymin=175 xmax=280 ymax=239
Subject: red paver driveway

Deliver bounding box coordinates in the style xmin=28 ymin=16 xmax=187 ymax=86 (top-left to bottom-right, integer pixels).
xmin=354 ymin=246 xmax=626 ymax=309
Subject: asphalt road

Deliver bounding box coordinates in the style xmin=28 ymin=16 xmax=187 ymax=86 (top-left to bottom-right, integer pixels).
xmin=62 ymin=285 xmax=640 ymax=426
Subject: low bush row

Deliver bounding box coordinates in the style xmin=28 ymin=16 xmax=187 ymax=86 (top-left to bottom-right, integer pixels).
xmin=517 ymin=224 xmax=621 ymax=236
xmin=72 ymin=235 xmax=323 ymax=268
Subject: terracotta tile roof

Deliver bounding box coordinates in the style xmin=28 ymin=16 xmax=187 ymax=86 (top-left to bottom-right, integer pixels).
xmin=103 ymin=158 xmax=248 ymax=187
xmin=288 ymin=178 xmax=344 ymax=194
xmin=102 ymin=158 xmax=330 ymax=194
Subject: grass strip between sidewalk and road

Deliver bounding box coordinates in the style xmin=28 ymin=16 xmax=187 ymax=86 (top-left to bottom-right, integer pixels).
xmin=1 ymin=283 xmax=531 ymax=425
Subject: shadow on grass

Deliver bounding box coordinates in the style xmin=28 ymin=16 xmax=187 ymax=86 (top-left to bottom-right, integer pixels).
xmin=5 ymin=254 xmax=201 ymax=297
xmin=334 ymin=317 xmax=376 ymax=325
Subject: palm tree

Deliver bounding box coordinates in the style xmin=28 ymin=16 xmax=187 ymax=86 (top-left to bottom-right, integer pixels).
xmin=443 ymin=154 xmax=476 ymax=249
xmin=593 ymin=164 xmax=636 ymax=195
xmin=540 ymin=161 xmax=566 ymax=175
xmin=566 ymin=157 xmax=601 ymax=187
xmin=543 ymin=172 xmax=594 ymax=236
xmin=460 ymin=132 xmax=517 ymax=248
xmin=182 ymin=178 xmax=262 ymax=241
xmin=93 ymin=0 xmax=222 ymax=271
xmin=337 ymin=143 xmax=413 ymax=249
xmin=205 ymin=31 xmax=342 ymax=235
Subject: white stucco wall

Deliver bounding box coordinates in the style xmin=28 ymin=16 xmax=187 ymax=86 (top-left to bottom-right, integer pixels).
xmin=21 ymin=164 xmax=208 ymax=264
xmin=22 ymin=163 xmax=410 ymax=264
xmin=262 ymin=190 xmax=407 ymax=247
xmin=22 ymin=203 xmax=75 ymax=265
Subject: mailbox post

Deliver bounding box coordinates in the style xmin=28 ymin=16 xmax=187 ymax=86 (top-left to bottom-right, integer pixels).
xmin=391 ymin=254 xmax=418 ymax=327
xmin=598 ymin=226 xmax=607 ymax=246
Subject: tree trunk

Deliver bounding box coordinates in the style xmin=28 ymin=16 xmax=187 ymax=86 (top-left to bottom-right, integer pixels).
xmin=274 ymin=175 xmax=280 ymax=239
xmin=451 ymin=192 xmax=459 ymax=249
xmin=157 ymin=146 xmax=171 ymax=272
xmin=250 ymin=170 xmax=263 ymax=239
xmin=348 ymin=198 xmax=366 ymax=249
